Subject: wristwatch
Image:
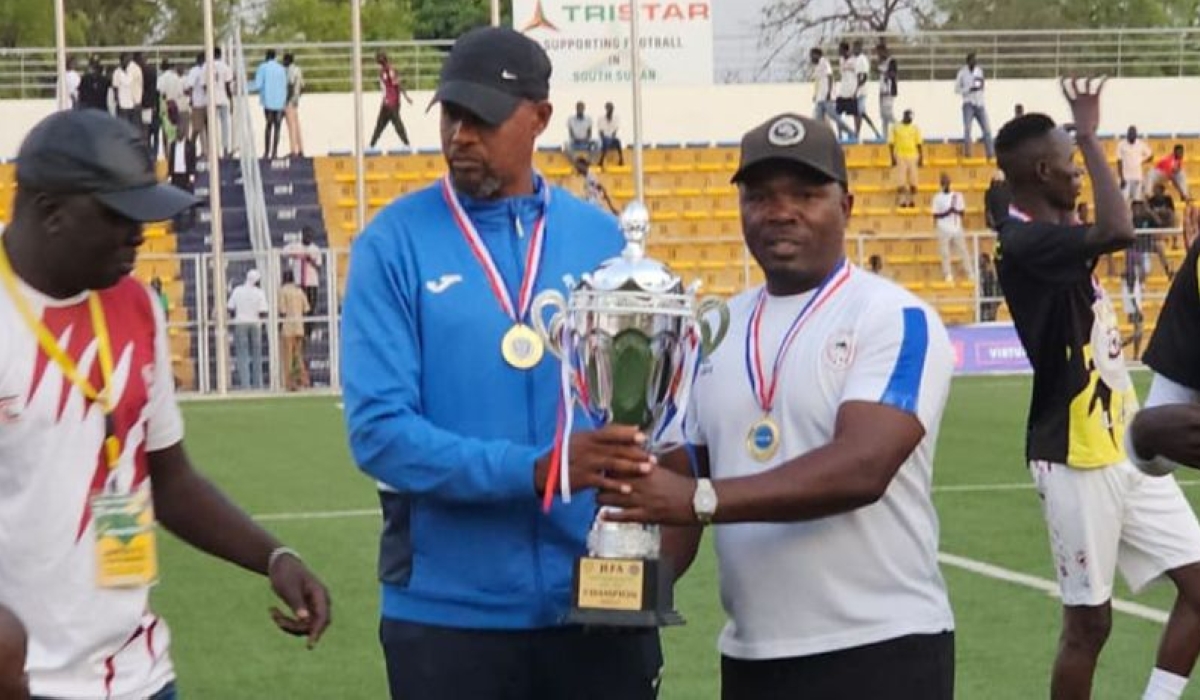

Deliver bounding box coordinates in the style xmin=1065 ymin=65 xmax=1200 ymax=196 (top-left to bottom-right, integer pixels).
xmin=692 ymin=478 xmax=718 ymax=525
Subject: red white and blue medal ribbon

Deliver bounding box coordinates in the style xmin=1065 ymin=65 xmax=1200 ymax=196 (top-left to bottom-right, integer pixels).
xmin=441 ymin=176 xmax=550 ymax=369
xmin=743 ymin=259 xmax=852 ymax=459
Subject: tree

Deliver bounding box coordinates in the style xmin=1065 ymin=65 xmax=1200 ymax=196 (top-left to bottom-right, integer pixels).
xmin=754 ymin=0 xmax=935 ymax=80
xmin=933 ymin=0 xmax=1200 ymax=29
xmin=254 ymin=0 xmax=414 ymax=43
xmin=411 ymin=0 xmax=509 ymax=41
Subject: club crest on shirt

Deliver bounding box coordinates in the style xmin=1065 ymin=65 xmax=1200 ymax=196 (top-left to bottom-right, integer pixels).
xmin=824 ymin=329 xmax=856 ymax=369
xmin=0 ymin=395 xmax=22 ymax=424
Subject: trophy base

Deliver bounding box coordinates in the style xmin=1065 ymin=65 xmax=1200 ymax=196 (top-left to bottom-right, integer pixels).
xmin=564 ymin=557 xmax=685 ymax=628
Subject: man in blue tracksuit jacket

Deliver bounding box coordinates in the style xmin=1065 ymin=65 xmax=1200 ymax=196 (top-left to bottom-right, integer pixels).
xmin=340 ymin=27 xmax=663 ymax=699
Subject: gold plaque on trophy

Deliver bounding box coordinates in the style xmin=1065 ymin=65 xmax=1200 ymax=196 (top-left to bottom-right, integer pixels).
xmin=576 ymin=558 xmax=645 ymax=611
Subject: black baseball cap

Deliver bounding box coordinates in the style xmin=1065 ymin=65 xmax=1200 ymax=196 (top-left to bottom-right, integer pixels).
xmin=16 ymin=110 xmax=196 ymax=222
xmin=731 ymin=113 xmax=848 ymax=186
xmin=430 ymin=26 xmax=552 ymax=126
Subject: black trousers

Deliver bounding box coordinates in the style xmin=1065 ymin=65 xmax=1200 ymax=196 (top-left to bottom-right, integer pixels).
xmin=721 ymin=631 xmax=954 ymax=700
xmin=371 ymin=104 xmax=409 ymax=147
xmin=169 ymin=174 xmax=195 ymax=230
xmin=264 ymin=109 xmax=283 ymax=159
xmin=380 ymin=618 xmax=661 ymax=700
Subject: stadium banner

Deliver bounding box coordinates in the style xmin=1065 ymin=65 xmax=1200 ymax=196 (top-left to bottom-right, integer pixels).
xmin=513 ymin=1 xmax=714 ymax=86
xmin=948 ymin=323 xmax=1032 ymax=374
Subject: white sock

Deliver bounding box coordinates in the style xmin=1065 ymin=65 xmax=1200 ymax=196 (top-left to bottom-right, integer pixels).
xmin=1143 ymin=668 xmax=1189 ymax=700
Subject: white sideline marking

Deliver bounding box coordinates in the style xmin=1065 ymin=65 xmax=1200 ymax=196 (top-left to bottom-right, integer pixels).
xmin=934 ymin=480 xmax=1199 ymax=494
xmin=938 ymin=552 xmax=1169 ymax=623
xmin=253 ymin=508 xmax=377 ymax=522
xmin=248 ymin=508 xmax=1173 ymax=623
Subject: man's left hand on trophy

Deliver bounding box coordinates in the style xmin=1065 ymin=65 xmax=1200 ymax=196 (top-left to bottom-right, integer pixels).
xmin=533 ymin=424 xmax=657 ymax=496
xmin=597 ymin=450 xmax=700 ymax=526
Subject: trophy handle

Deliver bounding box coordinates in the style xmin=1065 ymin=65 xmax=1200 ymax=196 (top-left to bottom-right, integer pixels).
xmin=695 ymin=296 xmax=730 ymax=358
xmin=531 ymin=290 xmax=568 ymax=360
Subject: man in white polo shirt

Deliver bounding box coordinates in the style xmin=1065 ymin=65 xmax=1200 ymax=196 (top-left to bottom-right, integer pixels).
xmin=599 ymin=113 xmax=955 ymax=700
xmin=932 ymin=172 xmax=974 ymax=282
xmin=1117 ymin=125 xmax=1153 ymax=203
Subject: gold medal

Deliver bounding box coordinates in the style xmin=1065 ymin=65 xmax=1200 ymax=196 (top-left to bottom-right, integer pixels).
xmin=746 ymin=416 xmax=780 ymax=462
xmin=501 ymin=323 xmax=545 ymax=370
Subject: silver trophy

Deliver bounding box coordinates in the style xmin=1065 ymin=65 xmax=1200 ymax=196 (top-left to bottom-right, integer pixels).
xmin=531 ymin=201 xmax=729 ymax=626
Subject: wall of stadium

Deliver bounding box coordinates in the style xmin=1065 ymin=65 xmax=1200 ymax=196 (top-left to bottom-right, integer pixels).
xmin=3 ymin=77 xmax=1197 ymax=159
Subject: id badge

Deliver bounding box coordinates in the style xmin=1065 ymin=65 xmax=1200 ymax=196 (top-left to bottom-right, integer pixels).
xmin=92 ymin=491 xmax=159 ymax=588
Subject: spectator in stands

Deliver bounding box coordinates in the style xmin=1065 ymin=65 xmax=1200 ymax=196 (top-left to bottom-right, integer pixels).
xmin=810 ymin=47 xmax=852 ymax=140
xmin=597 ymin=101 xmax=623 ymax=168
xmin=186 ymin=53 xmax=208 ymax=156
xmin=932 ymin=172 xmax=974 ymax=282
xmin=157 ymin=59 xmax=184 ymax=146
xmin=250 ymin=49 xmax=288 ymax=160
xmin=1148 ymin=182 xmax=1179 ymax=228
xmin=1014 ymin=103 xmax=1025 ymax=118
xmin=1117 ymin=126 xmax=1153 ymax=203
xmin=1141 ymin=189 xmax=1176 ymax=278
xmin=283 ymin=52 xmax=305 ymax=157
xmin=150 ymin=276 xmax=170 ymax=316
xmin=61 ymin=56 xmax=80 ymax=110
xmin=0 ymin=603 xmax=28 ymax=700
xmin=867 ymin=253 xmax=890 ymax=278
xmin=574 ymin=156 xmax=617 ymax=214
xmin=954 ymin=52 xmax=994 ymax=159
xmin=170 ymin=62 xmax=190 ymax=142
xmin=283 ymin=226 xmax=322 ymax=314
xmin=876 ymin=40 xmax=898 ymax=137
xmin=77 ymin=55 xmax=110 ymax=112
xmin=341 ymin=26 xmax=662 ymax=699
xmin=369 ymin=52 xmax=413 ymax=149
xmin=112 ymin=53 xmax=142 ymax=130
xmin=979 ymin=252 xmax=1000 ymax=321
xmin=166 ymin=129 xmax=197 ymax=230
xmin=1146 ymin=144 xmax=1190 ymax=202
xmin=0 ymin=109 xmax=330 ymax=700
xmin=851 ymin=39 xmax=881 ymax=140
xmin=835 ymin=42 xmax=861 ymax=140
xmin=890 ymin=109 xmax=923 ymax=208
xmin=279 ymin=270 xmax=311 ymax=391
xmin=137 ymin=53 xmax=160 ymax=159
xmin=211 ymin=48 xmax=235 ymax=158
xmin=228 ymin=268 xmax=269 ymax=389
xmin=984 ymin=169 xmax=1011 ymax=233
xmin=567 ymin=101 xmax=594 ymax=157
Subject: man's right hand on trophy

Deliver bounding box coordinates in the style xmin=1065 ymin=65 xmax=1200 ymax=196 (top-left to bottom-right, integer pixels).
xmin=533 ymin=425 xmax=656 ymax=496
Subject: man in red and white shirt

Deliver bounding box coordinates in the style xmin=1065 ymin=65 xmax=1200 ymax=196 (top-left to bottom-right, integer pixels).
xmin=0 ymin=110 xmax=330 ymax=700
xmin=1146 ymin=144 xmax=1190 ymax=202
xmin=369 ymin=51 xmax=414 ymax=149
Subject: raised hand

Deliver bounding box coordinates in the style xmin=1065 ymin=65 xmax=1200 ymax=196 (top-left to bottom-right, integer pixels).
xmin=1060 ymin=76 xmax=1107 ymax=137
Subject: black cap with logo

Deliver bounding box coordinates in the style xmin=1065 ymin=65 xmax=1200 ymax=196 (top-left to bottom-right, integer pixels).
xmin=16 ymin=110 xmax=196 ymax=222
xmin=430 ymin=26 xmax=552 ymax=126
xmin=731 ymin=113 xmax=848 ymax=186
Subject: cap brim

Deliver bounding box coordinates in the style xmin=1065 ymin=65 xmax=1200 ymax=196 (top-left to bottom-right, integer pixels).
xmin=95 ymin=182 xmax=198 ymax=223
xmin=731 ymin=158 xmax=841 ymax=186
xmin=428 ymin=80 xmax=523 ymax=126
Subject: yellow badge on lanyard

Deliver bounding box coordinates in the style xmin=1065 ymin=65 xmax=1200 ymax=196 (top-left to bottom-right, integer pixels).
xmin=0 ymin=243 xmax=159 ymax=588
xmin=92 ymin=491 xmax=159 ymax=588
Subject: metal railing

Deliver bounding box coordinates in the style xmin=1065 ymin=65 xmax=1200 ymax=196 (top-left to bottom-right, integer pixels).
xmin=0 ymin=39 xmax=453 ymax=100
xmin=6 ymin=28 xmax=1200 ymax=98
xmin=713 ymin=28 xmax=1200 ymax=83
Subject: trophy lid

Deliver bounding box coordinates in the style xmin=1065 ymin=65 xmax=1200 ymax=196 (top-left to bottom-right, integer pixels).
xmin=583 ymin=201 xmax=685 ymax=294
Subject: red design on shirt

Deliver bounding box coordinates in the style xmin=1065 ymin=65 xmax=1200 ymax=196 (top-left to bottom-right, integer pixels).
xmin=19 ymin=278 xmax=159 ymax=540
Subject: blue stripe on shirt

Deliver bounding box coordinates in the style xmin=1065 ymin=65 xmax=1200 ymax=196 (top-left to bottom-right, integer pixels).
xmin=881 ymin=307 xmax=929 ymax=414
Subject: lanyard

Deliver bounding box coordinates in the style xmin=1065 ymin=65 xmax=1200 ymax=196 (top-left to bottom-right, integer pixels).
xmin=0 ymin=243 xmax=120 ymax=470
xmin=440 ymin=175 xmax=547 ymax=324
xmin=744 ymin=259 xmax=852 ymax=414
